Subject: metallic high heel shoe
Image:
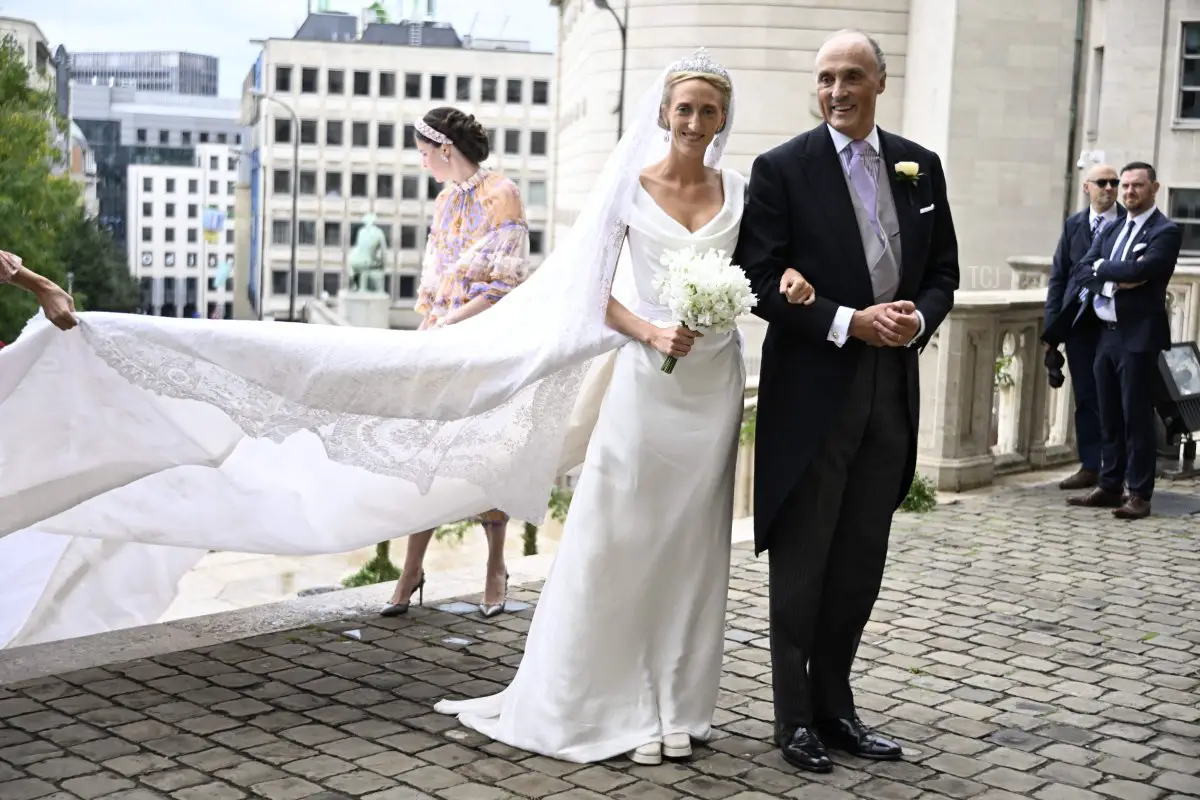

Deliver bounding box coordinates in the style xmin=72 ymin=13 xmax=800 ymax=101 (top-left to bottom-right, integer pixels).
xmin=478 ymin=571 xmax=508 ymax=618
xmin=380 ymin=573 xmax=425 ymax=617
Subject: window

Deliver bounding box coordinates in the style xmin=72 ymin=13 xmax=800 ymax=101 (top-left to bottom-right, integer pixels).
xmin=430 ymin=75 xmax=446 ymax=100
xmin=273 ymin=169 xmax=290 ymax=194
xmin=141 ymin=226 xmax=152 ymax=242
xmin=274 ymin=118 xmax=291 ymax=144
xmin=504 ymin=130 xmax=521 ymax=155
xmin=427 ymin=175 xmax=440 ymax=199
xmin=166 ymin=178 xmax=176 ymax=193
xmin=165 ymin=228 xmax=176 ymax=243
xmin=165 ymin=202 xmax=176 ymax=218
xmin=377 ymin=174 xmax=394 ymax=198
xmin=326 ymin=120 xmax=344 ymax=146
xmin=327 ymin=69 xmax=345 ymax=94
xmin=530 ymin=130 xmax=548 ymax=156
xmin=527 ymin=180 xmax=547 ymax=206
xmin=349 ymin=222 xmax=364 ymax=246
xmin=529 ymin=230 xmax=544 ymax=255
xmin=378 ymin=123 xmax=395 ymax=148
xmin=217 ymin=133 xmax=227 ymax=144
xmin=1182 ymin=23 xmax=1200 ymax=119
xmin=142 ymin=202 xmax=152 ymax=217
xmin=324 ymin=221 xmax=342 ymax=247
xmin=506 ymin=78 xmax=523 ymax=104
xmin=210 ymin=156 xmax=219 ymax=170
xmin=351 ymin=173 xmax=368 ymax=197
xmin=300 ymin=119 xmax=318 ymax=144
xmin=481 ymin=77 xmax=497 ymax=102
xmin=272 ymin=219 xmax=291 ymax=245
xmin=272 ymin=270 xmax=289 ymax=295
xmin=401 ymin=176 xmax=419 ymax=200
xmin=400 ymin=224 xmax=417 ymax=249
xmin=226 ymin=230 xmax=234 ymax=245
xmin=298 ymin=271 xmax=315 ymax=296
xmin=158 ymin=130 xmax=169 ymax=145
xmin=379 ymin=72 xmax=396 ymax=97
xmin=209 ymin=180 xmax=218 ymax=194
xmin=228 ymin=157 xmax=237 ymax=171
xmin=325 ymin=171 xmax=343 ymax=197
xmin=137 ymin=128 xmax=147 ymax=143
xmin=164 ymin=253 xmax=175 ymax=267
xmin=298 ymin=221 xmax=316 ymax=246
xmin=188 ymin=179 xmax=198 ymax=194
xmin=299 ymin=170 xmax=317 ymax=195
xmin=456 ymin=75 xmax=471 ymax=101
xmin=533 ymin=80 xmax=550 ymax=105
xmin=143 ymin=177 xmax=153 ymax=192
xmin=187 ymin=253 xmax=198 ymax=267
xmin=487 ymin=128 xmax=497 ymax=152
xmin=301 ymin=67 xmax=318 ymax=93
xmin=182 ymin=131 xmax=192 ymax=145
xmin=323 ymin=272 xmax=341 ymax=296
xmin=227 ymin=181 xmax=235 ymax=195
xmin=188 ymin=229 xmax=198 ymax=243
xmin=1169 ymin=188 xmax=1200 ymax=255
xmin=188 ymin=203 xmax=198 ymax=218
xmin=405 ymin=72 xmax=421 ymax=99
xmin=199 ymin=132 xmax=209 ymax=143
xmin=353 ymin=70 xmax=370 ymax=96
xmin=275 ymin=66 xmax=292 ymax=93
xmin=403 ymin=124 xmax=417 ymax=149
xmin=352 ymin=122 xmax=369 ymax=147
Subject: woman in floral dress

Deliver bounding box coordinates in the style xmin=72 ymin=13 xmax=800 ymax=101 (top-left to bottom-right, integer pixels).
xmin=381 ymin=107 xmax=531 ymax=619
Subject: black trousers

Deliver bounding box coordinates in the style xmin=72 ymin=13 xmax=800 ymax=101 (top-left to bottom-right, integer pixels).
xmin=768 ymin=346 xmax=910 ymax=726
xmin=1094 ymin=325 xmax=1159 ymax=499
xmin=1065 ymin=315 xmax=1103 ymax=473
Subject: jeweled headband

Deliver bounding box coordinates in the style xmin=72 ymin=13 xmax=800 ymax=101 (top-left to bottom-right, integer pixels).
xmin=666 ymin=47 xmax=730 ymax=83
xmin=415 ymin=118 xmax=452 ymax=146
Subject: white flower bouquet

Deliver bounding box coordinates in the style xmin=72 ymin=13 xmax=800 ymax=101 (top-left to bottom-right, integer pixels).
xmin=651 ymin=246 xmax=758 ymax=374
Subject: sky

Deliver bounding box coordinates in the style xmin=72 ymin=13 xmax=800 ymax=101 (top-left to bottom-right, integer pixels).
xmin=0 ymin=0 xmax=558 ymax=97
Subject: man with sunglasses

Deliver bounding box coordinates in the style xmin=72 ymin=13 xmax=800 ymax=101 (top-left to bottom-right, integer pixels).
xmin=1043 ymin=164 xmax=1125 ymax=490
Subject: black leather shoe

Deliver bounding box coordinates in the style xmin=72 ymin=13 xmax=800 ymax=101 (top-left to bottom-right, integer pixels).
xmin=816 ymin=716 xmax=902 ymax=760
xmin=775 ymin=724 xmax=832 ymax=773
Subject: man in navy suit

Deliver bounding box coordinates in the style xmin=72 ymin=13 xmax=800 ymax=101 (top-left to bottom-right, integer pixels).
xmin=1044 ymin=164 xmax=1125 ymax=490
xmin=1060 ymin=162 xmax=1180 ymax=519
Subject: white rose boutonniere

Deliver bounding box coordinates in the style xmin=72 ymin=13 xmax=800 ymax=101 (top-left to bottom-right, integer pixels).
xmin=894 ymin=161 xmax=923 ymax=184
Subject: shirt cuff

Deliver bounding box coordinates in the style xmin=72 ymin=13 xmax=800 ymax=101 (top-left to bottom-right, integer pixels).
xmin=1100 ymin=281 xmax=1116 ymax=298
xmin=905 ymin=310 xmax=926 ymax=348
xmin=828 ymin=305 xmax=854 ymax=347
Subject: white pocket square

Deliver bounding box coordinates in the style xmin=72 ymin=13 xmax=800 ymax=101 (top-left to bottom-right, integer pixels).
xmin=919 ymin=204 xmax=935 ymax=214
xmin=1132 ymin=243 xmax=1148 ymax=252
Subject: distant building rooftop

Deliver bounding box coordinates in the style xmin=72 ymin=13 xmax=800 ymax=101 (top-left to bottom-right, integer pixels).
xmin=288 ymin=12 xmax=533 ymax=51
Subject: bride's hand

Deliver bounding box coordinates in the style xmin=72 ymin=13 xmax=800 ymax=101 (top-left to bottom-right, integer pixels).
xmin=779 ymin=268 xmax=815 ymax=305
xmin=647 ymin=325 xmax=700 ymax=359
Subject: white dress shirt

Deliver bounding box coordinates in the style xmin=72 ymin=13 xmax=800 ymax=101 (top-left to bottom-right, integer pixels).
xmin=823 ymin=124 xmax=925 ymax=348
xmin=1092 ymin=206 xmax=1155 ymax=323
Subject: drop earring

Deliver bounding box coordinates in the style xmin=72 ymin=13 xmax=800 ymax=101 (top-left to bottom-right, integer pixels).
xmin=663 ymin=131 xmax=669 ymax=142
xmin=440 ymin=150 xmax=450 ymax=162
xmin=713 ymin=135 xmax=720 ymax=147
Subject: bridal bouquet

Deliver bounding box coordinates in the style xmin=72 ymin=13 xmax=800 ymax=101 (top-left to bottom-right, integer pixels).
xmin=652 ymin=246 xmax=758 ymax=374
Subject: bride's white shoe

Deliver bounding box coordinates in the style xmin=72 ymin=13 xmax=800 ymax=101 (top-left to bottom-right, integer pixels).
xmin=662 ymin=733 xmax=692 ymax=759
xmin=629 ymin=742 xmax=662 ymax=765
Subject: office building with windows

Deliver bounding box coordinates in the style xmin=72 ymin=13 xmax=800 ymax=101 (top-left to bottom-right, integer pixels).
xmin=127 ymin=144 xmax=240 ymax=319
xmin=243 ymin=12 xmax=553 ymax=323
xmin=69 ymin=51 xmax=219 ymax=96
xmin=72 ymin=83 xmax=244 ymax=255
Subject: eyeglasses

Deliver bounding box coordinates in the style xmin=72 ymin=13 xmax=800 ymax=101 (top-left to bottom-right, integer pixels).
xmin=1090 ymin=179 xmax=1119 ymax=188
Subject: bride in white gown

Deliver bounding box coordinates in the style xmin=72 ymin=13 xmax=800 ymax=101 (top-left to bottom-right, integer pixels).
xmin=0 ymin=50 xmax=748 ymax=750
xmin=435 ymin=61 xmax=745 ymax=764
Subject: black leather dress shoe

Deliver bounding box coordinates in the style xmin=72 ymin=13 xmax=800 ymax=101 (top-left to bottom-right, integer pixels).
xmin=775 ymin=724 xmax=832 ymax=773
xmin=816 ymin=717 xmax=902 ymax=760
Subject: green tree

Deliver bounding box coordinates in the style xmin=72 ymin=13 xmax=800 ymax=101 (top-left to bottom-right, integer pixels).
xmin=57 ymin=212 xmax=140 ymax=314
xmin=0 ymin=35 xmax=76 ymax=342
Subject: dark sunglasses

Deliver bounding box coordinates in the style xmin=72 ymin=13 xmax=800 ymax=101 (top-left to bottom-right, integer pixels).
xmin=1090 ymin=178 xmax=1119 ymax=188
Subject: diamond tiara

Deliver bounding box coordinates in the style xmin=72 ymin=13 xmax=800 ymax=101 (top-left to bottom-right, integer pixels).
xmin=415 ymin=118 xmax=452 ymax=146
xmin=666 ymin=47 xmax=730 ymax=83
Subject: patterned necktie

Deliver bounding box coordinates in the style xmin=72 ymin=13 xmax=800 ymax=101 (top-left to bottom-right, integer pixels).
xmin=1109 ymin=219 xmax=1136 ymax=261
xmin=1091 ymin=215 xmax=1103 ymax=238
xmin=847 ymin=140 xmax=879 ymax=232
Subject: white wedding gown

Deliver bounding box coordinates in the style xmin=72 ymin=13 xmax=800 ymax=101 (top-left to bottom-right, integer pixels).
xmin=434 ymin=169 xmax=747 ymax=762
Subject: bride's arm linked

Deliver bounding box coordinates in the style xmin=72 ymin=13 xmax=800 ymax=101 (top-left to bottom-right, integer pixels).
xmin=735 ymin=155 xmax=840 ymax=341
xmin=605 ymin=297 xmax=698 ymax=360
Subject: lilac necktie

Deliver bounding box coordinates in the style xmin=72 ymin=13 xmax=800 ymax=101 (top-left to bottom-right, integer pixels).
xmin=847 ymin=140 xmax=879 ymax=231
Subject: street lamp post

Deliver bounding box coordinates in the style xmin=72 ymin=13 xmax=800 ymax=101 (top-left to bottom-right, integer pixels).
xmin=594 ymin=0 xmax=628 ymax=140
xmin=250 ymin=89 xmax=300 ymax=321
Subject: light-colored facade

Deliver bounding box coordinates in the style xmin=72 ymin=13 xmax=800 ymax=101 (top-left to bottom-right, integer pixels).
xmin=0 ymin=16 xmax=53 ymax=91
xmin=244 ymin=14 xmax=554 ymax=323
xmin=1074 ymin=0 xmax=1200 ymax=265
xmin=69 ymin=51 xmax=219 ymax=96
xmin=548 ymin=0 xmax=1081 ymax=291
xmin=68 ymin=122 xmax=99 ymax=218
xmin=127 ymin=144 xmax=240 ymax=319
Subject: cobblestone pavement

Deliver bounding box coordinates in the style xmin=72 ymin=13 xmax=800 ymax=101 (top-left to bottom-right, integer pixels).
xmin=2 ymin=481 xmax=1198 ymax=800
